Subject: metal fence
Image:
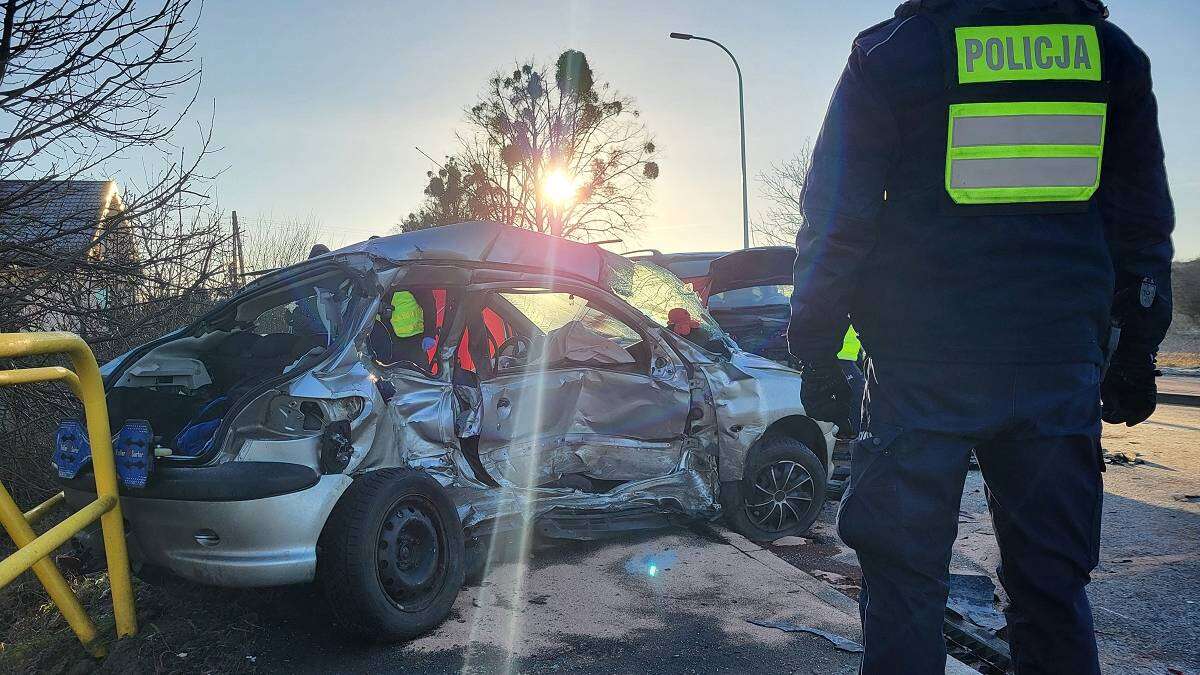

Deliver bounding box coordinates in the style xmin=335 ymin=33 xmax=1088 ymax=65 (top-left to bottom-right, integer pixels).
xmin=0 ymin=332 xmax=136 ymax=657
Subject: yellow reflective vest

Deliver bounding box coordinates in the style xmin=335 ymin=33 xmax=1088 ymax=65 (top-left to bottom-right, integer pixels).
xmin=838 ymin=326 xmax=861 ymax=362
xmin=389 ymin=291 xmax=425 ymax=338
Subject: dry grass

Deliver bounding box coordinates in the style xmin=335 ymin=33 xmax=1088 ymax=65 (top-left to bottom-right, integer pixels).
xmin=1159 ymin=352 xmax=1200 ymax=369
xmin=0 ymin=568 xmax=280 ymax=675
xmin=0 ymin=504 xmax=277 ymax=674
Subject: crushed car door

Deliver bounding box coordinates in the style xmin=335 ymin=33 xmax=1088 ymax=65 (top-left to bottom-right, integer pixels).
xmin=469 ymin=286 xmax=691 ymax=487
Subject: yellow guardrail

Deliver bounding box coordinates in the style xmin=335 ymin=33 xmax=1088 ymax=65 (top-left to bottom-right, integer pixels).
xmin=0 ymin=332 xmax=137 ymax=657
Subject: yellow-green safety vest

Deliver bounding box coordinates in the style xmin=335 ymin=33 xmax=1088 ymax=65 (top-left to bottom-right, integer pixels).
xmin=838 ymin=326 xmax=861 ymax=362
xmin=389 ymin=291 xmax=425 ymax=338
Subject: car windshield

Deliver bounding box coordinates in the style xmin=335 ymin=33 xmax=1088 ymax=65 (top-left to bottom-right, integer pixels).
xmin=605 ymin=258 xmax=726 ymax=339
xmin=708 ymin=284 xmax=793 ymax=310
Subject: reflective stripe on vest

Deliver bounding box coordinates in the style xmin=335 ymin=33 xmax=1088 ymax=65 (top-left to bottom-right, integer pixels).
xmin=947 ymin=24 xmax=1105 ymax=206
xmin=389 ymin=291 xmax=425 ymax=338
xmin=946 ymin=101 xmax=1106 ymax=204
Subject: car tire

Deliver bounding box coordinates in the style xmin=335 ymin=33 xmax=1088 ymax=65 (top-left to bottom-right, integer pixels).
xmin=318 ymin=468 xmax=465 ymax=641
xmin=726 ymin=435 xmax=827 ymax=543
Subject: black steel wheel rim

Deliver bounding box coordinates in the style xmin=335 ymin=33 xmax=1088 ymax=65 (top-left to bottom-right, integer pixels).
xmin=376 ymin=495 xmax=447 ymax=610
xmin=744 ymin=459 xmax=815 ymax=533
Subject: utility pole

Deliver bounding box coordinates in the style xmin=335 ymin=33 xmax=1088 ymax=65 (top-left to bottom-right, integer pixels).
xmin=670 ymin=32 xmax=750 ymax=248
xmin=230 ymin=210 xmax=246 ymax=287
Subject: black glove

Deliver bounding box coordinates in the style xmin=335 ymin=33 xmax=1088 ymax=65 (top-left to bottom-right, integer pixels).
xmin=1101 ymin=353 xmax=1158 ymax=427
xmin=800 ymin=360 xmax=854 ymax=434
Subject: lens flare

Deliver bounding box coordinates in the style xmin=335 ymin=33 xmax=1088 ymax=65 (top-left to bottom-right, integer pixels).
xmin=542 ymin=170 xmax=580 ymax=206
xmin=462 ymin=240 xmax=562 ymax=675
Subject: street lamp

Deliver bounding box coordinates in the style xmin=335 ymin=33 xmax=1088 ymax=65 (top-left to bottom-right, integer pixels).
xmin=670 ymin=31 xmax=749 ymax=249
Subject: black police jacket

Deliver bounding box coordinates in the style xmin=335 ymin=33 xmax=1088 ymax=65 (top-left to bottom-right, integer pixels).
xmin=788 ymin=0 xmax=1174 ymax=366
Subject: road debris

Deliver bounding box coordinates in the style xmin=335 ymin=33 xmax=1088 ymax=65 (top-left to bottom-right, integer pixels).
xmin=943 ymin=612 xmax=1012 ymax=673
xmin=747 ymin=619 xmax=864 ymax=653
xmin=1171 ymin=494 xmax=1200 ymax=503
xmin=947 ymin=573 xmax=1007 ymax=632
xmin=1103 ymin=450 xmax=1145 ymax=465
xmin=771 ymin=536 xmax=811 ymax=546
xmin=810 ymin=569 xmax=853 ymax=586
xmin=1098 ymin=606 xmax=1133 ymax=621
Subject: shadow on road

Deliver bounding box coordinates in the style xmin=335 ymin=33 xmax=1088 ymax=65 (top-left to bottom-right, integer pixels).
xmin=240 ymin=528 xmax=859 ymax=674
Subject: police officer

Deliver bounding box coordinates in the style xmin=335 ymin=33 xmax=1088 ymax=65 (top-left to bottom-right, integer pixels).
xmin=788 ymin=1 xmax=1174 ymax=673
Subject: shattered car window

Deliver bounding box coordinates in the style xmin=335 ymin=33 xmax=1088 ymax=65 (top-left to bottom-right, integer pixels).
xmin=226 ymin=274 xmax=356 ymax=348
xmin=605 ymin=259 xmax=726 ymax=338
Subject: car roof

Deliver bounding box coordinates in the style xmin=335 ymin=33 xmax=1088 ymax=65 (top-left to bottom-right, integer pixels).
xmin=334 ymin=221 xmax=617 ymax=284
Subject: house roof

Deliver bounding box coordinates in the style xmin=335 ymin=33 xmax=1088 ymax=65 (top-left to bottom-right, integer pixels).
xmin=0 ymin=179 xmax=123 ymax=264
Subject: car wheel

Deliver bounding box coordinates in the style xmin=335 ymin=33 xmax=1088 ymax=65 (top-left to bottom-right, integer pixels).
xmin=318 ymin=468 xmax=465 ymax=641
xmin=727 ymin=435 xmax=827 ymax=543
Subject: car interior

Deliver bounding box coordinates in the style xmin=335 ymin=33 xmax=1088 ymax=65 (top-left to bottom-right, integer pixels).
xmin=463 ymin=290 xmax=651 ymax=377
xmin=104 ymin=273 xmax=353 ymax=458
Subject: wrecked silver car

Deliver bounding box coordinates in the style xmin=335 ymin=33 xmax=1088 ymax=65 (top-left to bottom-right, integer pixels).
xmin=60 ymin=222 xmax=834 ymax=639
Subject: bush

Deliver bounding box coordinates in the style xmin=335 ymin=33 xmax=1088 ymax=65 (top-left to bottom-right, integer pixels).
xmin=1175 ymin=258 xmax=1200 ymax=329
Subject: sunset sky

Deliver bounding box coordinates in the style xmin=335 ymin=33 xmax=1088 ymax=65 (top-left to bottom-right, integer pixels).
xmin=184 ymin=0 xmax=1199 ymax=258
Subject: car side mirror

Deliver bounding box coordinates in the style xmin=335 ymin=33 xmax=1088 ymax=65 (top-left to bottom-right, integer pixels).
xmin=653 ymin=355 xmax=669 ymax=370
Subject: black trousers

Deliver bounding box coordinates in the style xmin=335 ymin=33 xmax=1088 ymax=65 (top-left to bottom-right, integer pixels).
xmin=837 ymin=359 xmax=1104 ymax=675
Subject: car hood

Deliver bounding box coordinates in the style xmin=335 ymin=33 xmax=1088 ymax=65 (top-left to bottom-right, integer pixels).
xmin=727 ymin=348 xmax=800 ymax=374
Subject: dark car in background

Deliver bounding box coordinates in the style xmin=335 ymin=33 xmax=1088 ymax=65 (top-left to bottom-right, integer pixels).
xmin=630 ymin=246 xmax=797 ymax=365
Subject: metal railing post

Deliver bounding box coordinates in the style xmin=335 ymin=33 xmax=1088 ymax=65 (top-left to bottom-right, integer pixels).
xmin=0 ymin=332 xmax=138 ymax=656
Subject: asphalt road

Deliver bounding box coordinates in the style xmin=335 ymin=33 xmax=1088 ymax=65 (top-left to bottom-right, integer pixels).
xmin=768 ymin=403 xmax=1200 ymax=675
xmin=1159 ymin=374 xmax=1200 ymax=399
xmin=251 ymin=525 xmax=870 ymax=675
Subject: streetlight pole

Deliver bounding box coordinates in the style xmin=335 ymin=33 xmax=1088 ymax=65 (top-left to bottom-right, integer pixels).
xmin=670 ymin=32 xmax=749 ymax=249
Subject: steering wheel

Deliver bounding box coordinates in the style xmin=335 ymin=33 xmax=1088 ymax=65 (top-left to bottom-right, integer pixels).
xmin=494 ymin=334 xmax=533 ymax=371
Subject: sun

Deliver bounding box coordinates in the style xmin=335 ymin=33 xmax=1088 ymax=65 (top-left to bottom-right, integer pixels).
xmin=542 ymin=170 xmax=580 ymax=206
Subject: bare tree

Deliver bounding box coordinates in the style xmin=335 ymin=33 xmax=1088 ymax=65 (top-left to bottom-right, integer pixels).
xmin=753 ymin=143 xmax=812 ymax=247
xmin=0 ymin=0 xmax=221 ymax=343
xmin=240 ymin=214 xmax=325 ymax=274
xmin=0 ymin=0 xmax=224 ymax=504
xmin=404 ymin=50 xmax=660 ymax=241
